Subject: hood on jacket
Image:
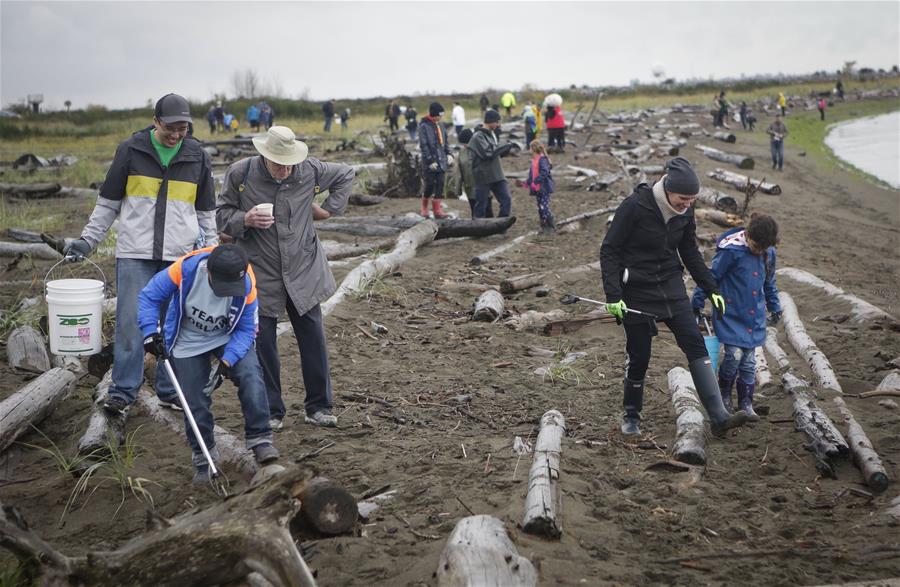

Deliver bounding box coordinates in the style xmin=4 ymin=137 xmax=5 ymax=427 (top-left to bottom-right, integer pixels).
xmin=716 ymin=227 xmax=748 ymax=250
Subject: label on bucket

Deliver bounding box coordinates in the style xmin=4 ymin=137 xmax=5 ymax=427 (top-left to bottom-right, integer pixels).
xmin=54 ymin=313 xmax=96 ymax=353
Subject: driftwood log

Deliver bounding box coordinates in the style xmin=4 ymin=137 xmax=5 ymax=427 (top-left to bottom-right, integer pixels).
xmin=832 ymin=397 xmax=889 ymax=493
xmin=315 ymin=223 xmax=400 ymax=237
xmin=695 ymin=144 xmax=754 ymax=169
xmin=696 ymin=187 xmax=739 ymax=213
xmin=765 ymin=326 xmax=792 ymax=372
xmin=522 ymin=409 xmax=565 ymax=538
xmin=505 ymin=309 xmax=568 ymax=332
xmin=76 ymin=370 xmax=126 ymax=457
xmin=0 ymin=241 xmax=61 ymax=259
xmin=777 ymin=267 xmax=896 ymax=325
xmin=694 ymin=208 xmax=742 ymax=228
xmin=348 ymin=193 xmax=385 ymax=206
xmin=472 ymin=289 xmax=505 ymax=322
xmin=321 ymin=239 xmax=394 ymax=261
xmin=0 ymin=368 xmax=77 ymax=453
xmin=713 ymin=131 xmax=737 ymax=143
xmin=0 ymin=183 xmax=98 ymax=199
xmin=667 ymin=367 xmax=707 ymax=466
xmin=782 ymin=372 xmax=849 ymax=478
xmin=500 ymin=273 xmax=544 ymax=294
xmin=755 ymin=347 xmax=773 ymax=388
xmin=779 ymin=291 xmax=843 ymax=393
xmin=542 ymin=309 xmax=614 ymax=336
xmin=707 ymin=168 xmax=782 ymax=195
xmin=6 ymin=325 xmax=51 ymax=373
xmin=321 ymin=220 xmax=438 ymax=317
xmin=293 ymin=476 xmax=358 ymax=536
xmin=0 ymin=466 xmax=319 ymax=586
xmin=332 ymin=215 xmax=516 ymax=240
xmin=436 ymin=515 xmax=537 ymax=587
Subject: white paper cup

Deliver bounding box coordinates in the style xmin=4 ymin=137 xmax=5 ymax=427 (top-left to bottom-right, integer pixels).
xmin=255 ymin=203 xmax=274 ymax=217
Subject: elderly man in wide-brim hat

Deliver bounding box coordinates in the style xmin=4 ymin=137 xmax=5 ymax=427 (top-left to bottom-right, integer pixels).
xmin=217 ymin=126 xmax=354 ymax=430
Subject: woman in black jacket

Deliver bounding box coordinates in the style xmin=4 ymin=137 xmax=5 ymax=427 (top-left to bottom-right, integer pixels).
xmin=600 ymin=157 xmax=748 ymax=437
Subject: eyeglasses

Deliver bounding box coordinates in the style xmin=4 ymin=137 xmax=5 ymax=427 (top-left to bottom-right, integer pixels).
xmin=160 ymin=122 xmax=190 ymax=135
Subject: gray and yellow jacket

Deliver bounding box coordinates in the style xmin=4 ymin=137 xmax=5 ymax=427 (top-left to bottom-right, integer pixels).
xmin=80 ymin=127 xmax=218 ymax=261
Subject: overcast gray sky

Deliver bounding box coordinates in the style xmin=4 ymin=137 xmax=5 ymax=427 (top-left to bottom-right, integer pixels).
xmin=2 ymin=1 xmax=898 ymax=111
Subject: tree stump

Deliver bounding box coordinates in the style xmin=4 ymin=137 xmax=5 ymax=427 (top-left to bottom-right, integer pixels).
xmin=436 ymin=515 xmax=537 ymax=587
xmin=6 ymin=325 xmax=51 ymax=373
xmin=522 ymin=409 xmax=565 ymax=538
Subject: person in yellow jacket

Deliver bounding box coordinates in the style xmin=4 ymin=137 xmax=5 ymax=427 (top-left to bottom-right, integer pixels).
xmin=500 ymin=92 xmax=517 ymax=117
xmin=777 ymin=92 xmax=786 ymax=116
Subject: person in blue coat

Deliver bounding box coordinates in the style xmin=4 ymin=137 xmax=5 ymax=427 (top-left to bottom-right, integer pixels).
xmin=693 ymin=214 xmax=782 ymax=420
xmin=247 ymin=104 xmax=261 ymax=132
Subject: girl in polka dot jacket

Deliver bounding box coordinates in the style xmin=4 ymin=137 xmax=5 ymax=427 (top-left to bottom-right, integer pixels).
xmin=692 ymin=214 xmax=782 ymax=421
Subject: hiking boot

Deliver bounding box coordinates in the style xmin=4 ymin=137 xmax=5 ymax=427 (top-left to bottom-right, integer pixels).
xmin=192 ymin=466 xmax=211 ymax=485
xmin=252 ymin=443 xmax=280 ymax=464
xmin=102 ymin=395 xmax=128 ymax=415
xmin=621 ymin=377 xmax=644 ymax=436
xmin=736 ymin=381 xmax=761 ymax=422
xmin=305 ymin=410 xmax=338 ymax=427
xmin=689 ymin=357 xmax=748 ymax=438
xmin=718 ymin=374 xmax=736 ymax=414
xmin=269 ymin=418 xmax=284 ymax=432
xmin=157 ymin=396 xmax=183 ymax=412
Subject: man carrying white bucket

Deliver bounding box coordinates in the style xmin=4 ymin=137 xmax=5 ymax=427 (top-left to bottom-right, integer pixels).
xmin=63 ymin=93 xmax=218 ymax=415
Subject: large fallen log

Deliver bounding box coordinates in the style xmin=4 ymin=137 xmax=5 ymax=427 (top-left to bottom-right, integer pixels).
xmin=330 ymin=215 xmax=516 ymax=240
xmin=696 ymin=187 xmax=739 ymax=213
xmin=764 ymin=327 xmax=792 ymax=372
xmin=779 ymin=291 xmax=843 ymax=393
xmin=348 ymin=193 xmax=385 ymax=206
xmin=832 ymin=396 xmax=889 ymax=493
xmin=667 ymin=367 xmax=707 ymax=466
xmin=782 ymin=372 xmax=849 ymax=478
xmin=695 ymin=145 xmax=754 ymax=169
xmin=136 ymin=389 xmax=259 ymax=479
xmin=321 ymin=220 xmax=438 ymax=317
xmin=712 ymin=131 xmax=737 ymax=143
xmin=776 ymin=267 xmax=897 ymax=325
xmin=0 ymin=368 xmax=77 ymax=452
xmin=293 ymin=476 xmax=358 ymax=536
xmin=321 ymin=239 xmax=394 ymax=261
xmin=436 ymin=515 xmax=537 ymax=587
xmin=76 ymin=370 xmax=126 ymax=457
xmin=500 ymin=273 xmax=544 ymax=294
xmin=694 ymin=208 xmax=742 ymax=228
xmin=472 ymin=289 xmax=505 ymax=322
xmin=707 ymin=168 xmax=782 ymax=195
xmin=0 ymin=241 xmax=61 ymax=259
xmin=6 ymin=325 xmax=51 ymax=373
xmin=314 ymin=223 xmax=401 ymax=237
xmin=470 ymin=207 xmax=614 ymax=265
xmin=0 ymin=467 xmax=319 ymax=586
xmin=522 ymin=410 xmax=565 ymax=538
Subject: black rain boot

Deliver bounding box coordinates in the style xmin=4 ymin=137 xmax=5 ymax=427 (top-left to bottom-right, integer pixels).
xmin=736 ymin=380 xmax=760 ymax=422
xmin=689 ymin=357 xmax=748 ymax=438
xmin=718 ymin=373 xmax=736 ymax=414
xmin=621 ymin=377 xmax=644 ymax=436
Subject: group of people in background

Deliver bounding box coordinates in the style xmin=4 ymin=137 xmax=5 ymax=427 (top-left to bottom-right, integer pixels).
xmin=205 ymin=100 xmax=274 ymax=134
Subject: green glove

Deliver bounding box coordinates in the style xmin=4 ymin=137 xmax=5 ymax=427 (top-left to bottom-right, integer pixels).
xmin=710 ymin=292 xmax=726 ymax=318
xmin=606 ymin=300 xmax=627 ymax=320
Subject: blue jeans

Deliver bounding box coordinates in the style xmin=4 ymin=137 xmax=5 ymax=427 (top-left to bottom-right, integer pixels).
xmin=474 ymin=180 xmax=511 ymax=218
xmin=770 ymin=140 xmax=784 ymax=170
xmin=719 ymin=344 xmax=757 ymax=386
xmin=169 ymin=346 xmax=272 ymax=468
xmin=109 ymin=258 xmax=175 ymax=405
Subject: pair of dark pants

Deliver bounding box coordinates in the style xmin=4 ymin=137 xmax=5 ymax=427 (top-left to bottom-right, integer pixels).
xmin=169 ymin=346 xmax=272 ymax=468
xmin=770 ymin=140 xmax=784 ymax=170
xmin=324 ymin=116 xmax=333 ymax=132
xmin=389 ymin=117 xmax=399 ymax=131
xmin=525 ymin=128 xmax=535 ymax=147
xmin=548 ymin=128 xmax=565 ymax=149
xmin=256 ymin=301 xmax=332 ymax=419
xmin=455 ymin=125 xmax=463 ymax=136
xmin=474 ymin=180 xmax=511 ymax=218
xmin=423 ymin=171 xmax=445 ymax=198
xmin=622 ymin=310 xmax=707 ymax=382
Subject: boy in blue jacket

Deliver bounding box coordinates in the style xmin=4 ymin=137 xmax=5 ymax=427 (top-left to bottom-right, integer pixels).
xmin=138 ymin=244 xmax=278 ymax=484
xmin=693 ymin=214 xmax=782 ymax=420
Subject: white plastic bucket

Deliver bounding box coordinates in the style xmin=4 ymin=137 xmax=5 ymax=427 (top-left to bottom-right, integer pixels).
xmin=46 ymin=278 xmax=105 ymax=355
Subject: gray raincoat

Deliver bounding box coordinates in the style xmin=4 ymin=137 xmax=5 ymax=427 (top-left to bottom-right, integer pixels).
xmin=216 ymin=156 xmax=354 ymax=318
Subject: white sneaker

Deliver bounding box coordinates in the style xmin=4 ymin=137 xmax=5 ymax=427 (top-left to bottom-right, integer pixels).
xmin=304 ymin=411 xmax=337 ymax=427
xmin=269 ymin=418 xmax=284 ymax=432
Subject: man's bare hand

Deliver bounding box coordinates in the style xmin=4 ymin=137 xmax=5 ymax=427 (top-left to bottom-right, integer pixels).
xmin=313 ymin=204 xmax=331 ymax=221
xmin=244 ymin=206 xmax=275 ymax=229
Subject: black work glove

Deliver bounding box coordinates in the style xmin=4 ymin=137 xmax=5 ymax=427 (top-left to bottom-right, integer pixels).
xmin=62 ymin=238 xmax=91 ymax=262
xmin=143 ymin=333 xmax=165 ymax=358
xmin=767 ymin=311 xmax=782 ymax=326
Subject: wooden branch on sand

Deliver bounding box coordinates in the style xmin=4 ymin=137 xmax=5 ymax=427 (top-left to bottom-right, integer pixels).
xmin=0 ymin=467 xmax=319 ymax=586
xmin=0 ymin=367 xmax=77 ymax=453
xmin=707 ymin=168 xmax=782 ymax=195
xmin=694 ymin=208 xmax=743 ymax=228
xmin=436 ymin=515 xmax=537 ymax=587
xmin=696 ymin=187 xmax=739 ymax=214
xmin=472 ymin=289 xmax=505 ymax=322
xmin=76 ymin=370 xmax=126 ymax=457
xmin=694 ymin=144 xmax=754 ymax=169
xmin=832 ymin=396 xmax=889 ymax=493
xmin=321 ymin=238 xmax=394 ymax=261
xmin=0 ymin=241 xmax=61 ymax=260
xmin=667 ymin=367 xmax=707 ymax=466
xmin=776 ymin=267 xmax=897 ymax=325
xmin=782 ymin=372 xmax=849 ymax=478
xmin=542 ymin=309 xmax=614 ymax=336
xmin=764 ymin=326 xmax=792 ymax=372
xmin=522 ymin=410 xmax=565 ymax=538
xmin=321 ymin=220 xmax=438 ymax=317
xmin=779 ymin=291 xmax=843 ymax=393
xmin=324 ymin=215 xmax=516 ymax=239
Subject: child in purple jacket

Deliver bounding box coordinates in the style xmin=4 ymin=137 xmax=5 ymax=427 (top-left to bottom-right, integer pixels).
xmin=526 ymin=140 xmax=555 ymax=234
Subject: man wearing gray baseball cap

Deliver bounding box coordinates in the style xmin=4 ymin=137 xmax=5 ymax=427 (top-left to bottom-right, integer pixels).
xmin=64 ymin=93 xmax=218 ymax=415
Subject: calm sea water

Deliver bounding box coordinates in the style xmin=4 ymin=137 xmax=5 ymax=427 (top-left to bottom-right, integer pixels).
xmin=824 ymin=111 xmax=900 ymax=188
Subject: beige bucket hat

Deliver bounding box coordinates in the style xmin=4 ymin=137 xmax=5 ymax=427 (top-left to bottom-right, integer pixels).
xmin=252 ymin=126 xmax=309 ymax=166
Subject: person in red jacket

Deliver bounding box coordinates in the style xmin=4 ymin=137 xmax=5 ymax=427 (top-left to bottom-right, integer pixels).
xmin=545 ymin=104 xmax=566 ymax=152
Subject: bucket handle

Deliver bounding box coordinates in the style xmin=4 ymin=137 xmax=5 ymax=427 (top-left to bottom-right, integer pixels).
xmin=44 ymin=256 xmax=109 ymax=297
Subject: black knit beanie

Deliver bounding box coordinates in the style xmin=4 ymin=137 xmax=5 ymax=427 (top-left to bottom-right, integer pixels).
xmin=663 ymin=157 xmax=700 ymax=196
xmin=458 ymin=128 xmax=474 ymax=144
xmin=484 ymin=109 xmax=501 ymax=124
xmin=429 ymin=102 xmax=444 ymax=117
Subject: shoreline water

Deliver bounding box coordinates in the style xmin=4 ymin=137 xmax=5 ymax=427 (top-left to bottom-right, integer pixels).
xmin=824 ymin=111 xmax=900 ymax=188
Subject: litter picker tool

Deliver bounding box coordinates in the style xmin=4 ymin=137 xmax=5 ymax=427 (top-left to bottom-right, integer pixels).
xmin=559 ymin=293 xmax=659 ymax=319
